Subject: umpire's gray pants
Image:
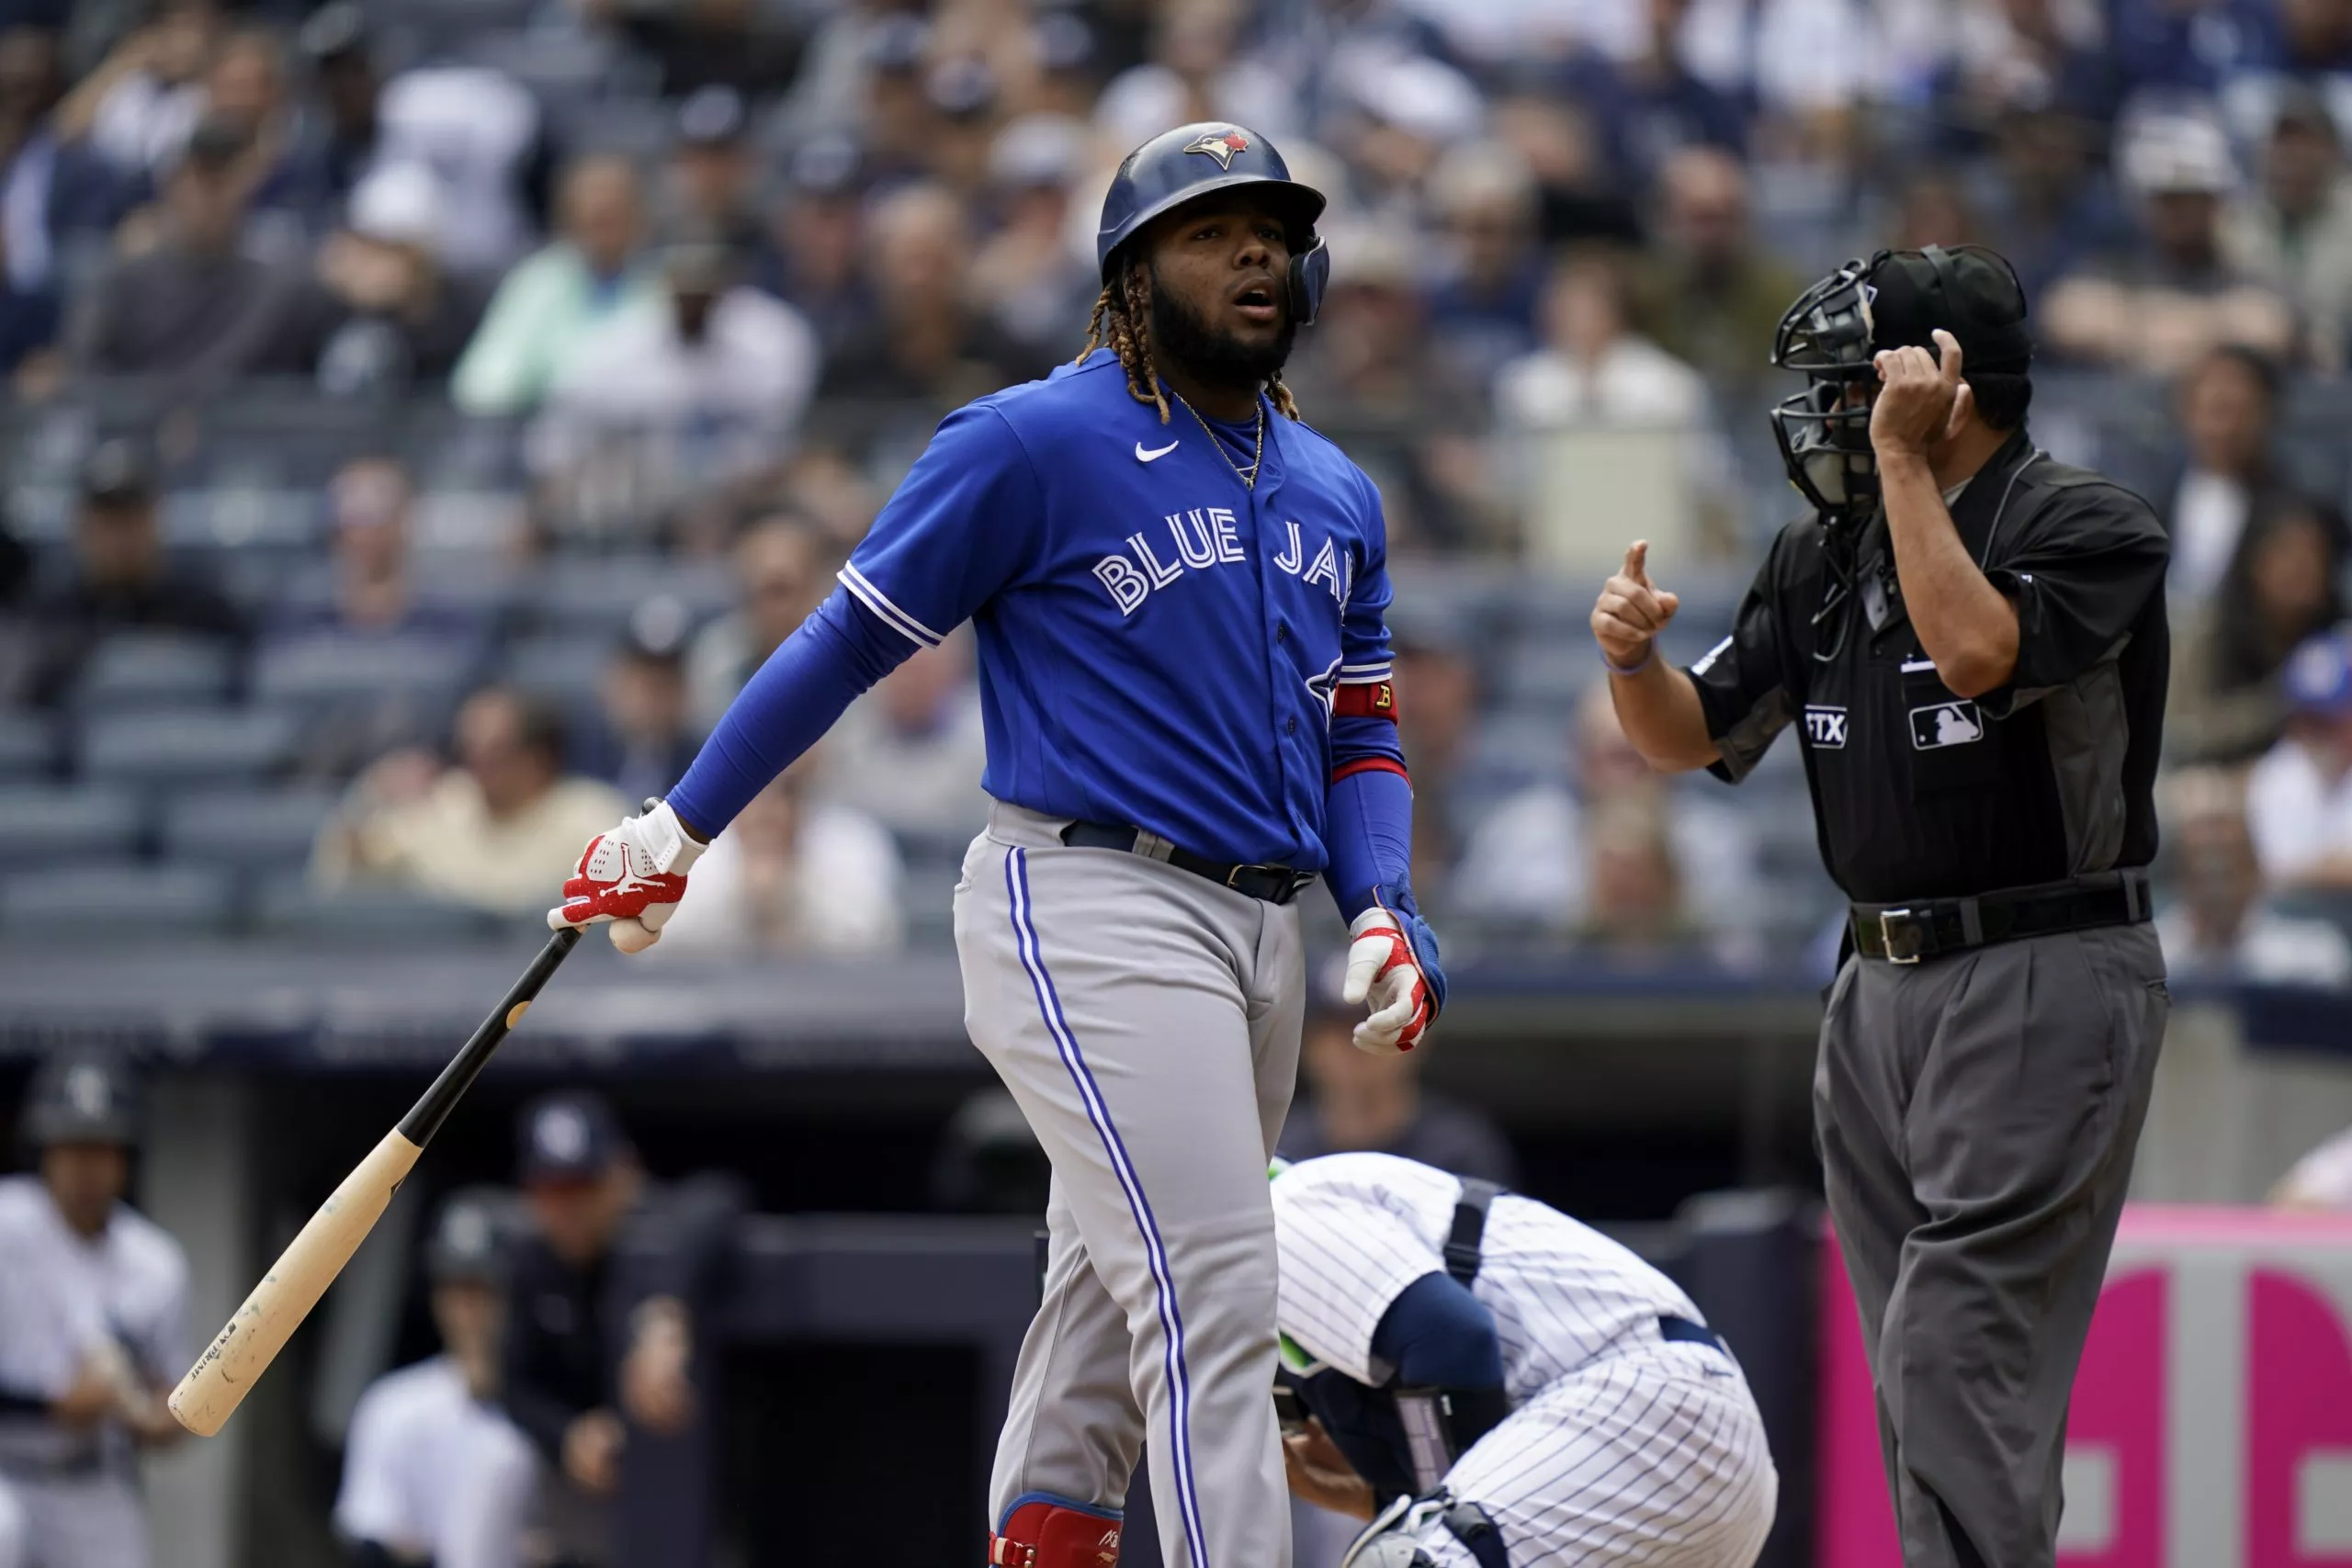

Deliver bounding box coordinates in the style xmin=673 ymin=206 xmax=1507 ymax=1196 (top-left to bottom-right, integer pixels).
xmin=956 ymin=803 xmax=1305 ymax=1568
xmin=1817 ymin=922 xmax=2166 ymax=1568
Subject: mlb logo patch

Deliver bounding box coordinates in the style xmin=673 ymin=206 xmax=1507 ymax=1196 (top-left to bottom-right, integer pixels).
xmin=1804 ymin=705 xmax=1848 ymax=748
xmin=1910 ymin=701 xmax=1984 ymax=750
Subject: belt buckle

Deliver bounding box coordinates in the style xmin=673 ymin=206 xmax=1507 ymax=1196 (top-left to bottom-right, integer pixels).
xmin=1226 ymin=863 xmax=1251 ymax=891
xmin=1879 ymin=908 xmax=1921 ymax=964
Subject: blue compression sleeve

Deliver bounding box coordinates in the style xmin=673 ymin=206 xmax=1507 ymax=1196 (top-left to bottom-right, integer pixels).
xmin=665 ymin=586 xmax=917 ymax=836
xmin=1370 ymin=1271 xmax=1504 ymax=1391
xmin=1324 ymin=764 xmax=1416 ymax=923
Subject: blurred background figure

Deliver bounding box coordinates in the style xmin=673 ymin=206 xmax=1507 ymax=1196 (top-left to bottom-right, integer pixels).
xmin=817 ymin=180 xmax=1042 ymax=403
xmin=2042 ymin=107 xmax=2294 ymax=374
xmin=312 ymin=685 xmax=626 ymax=916
xmin=71 ymin=116 xmax=315 ymax=380
xmin=2248 ymin=631 xmax=2352 ymax=892
xmin=1453 ymin=679 xmax=1762 ymax=957
xmin=0 ymin=1050 xmax=185 ymax=1568
xmin=503 ymin=1092 xmax=742 ymax=1568
xmin=2155 ymin=766 xmax=2352 ymax=984
xmin=2167 ymin=493 xmax=2348 ymax=764
xmin=582 ymin=597 xmax=705 ymax=808
xmin=1275 ymin=994 xmax=1516 ymax=1184
xmin=2161 ymin=344 xmax=2296 ymax=603
xmin=685 ymin=513 xmax=831 ymax=731
xmin=335 ymin=1190 xmax=537 ymax=1568
xmin=817 ymin=631 xmax=989 ymax=846
xmin=273 ymin=455 xmax=490 ymax=642
xmin=454 ymin=156 xmax=653 ymax=418
xmin=2223 ymin=85 xmax=2352 ymax=372
xmin=18 ymin=438 xmax=244 ymax=705
xmin=651 ymin=750 xmax=905 ymax=956
xmin=299 ymin=161 xmax=484 ymax=397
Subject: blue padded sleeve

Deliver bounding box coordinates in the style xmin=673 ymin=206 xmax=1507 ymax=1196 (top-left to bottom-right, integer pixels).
xmin=1368 ymin=1270 xmax=1503 ymax=1391
xmin=664 ymin=585 xmax=915 ymax=837
xmin=1324 ymin=765 xmax=1415 ymax=924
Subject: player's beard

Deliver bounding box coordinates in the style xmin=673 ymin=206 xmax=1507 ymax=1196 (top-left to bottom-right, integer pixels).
xmin=1149 ymin=281 xmax=1295 ymax=393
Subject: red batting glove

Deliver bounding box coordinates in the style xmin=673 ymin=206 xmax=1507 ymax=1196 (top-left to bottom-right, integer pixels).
xmin=1343 ymin=905 xmax=1433 ymax=1055
xmin=548 ymin=799 xmax=706 ymax=953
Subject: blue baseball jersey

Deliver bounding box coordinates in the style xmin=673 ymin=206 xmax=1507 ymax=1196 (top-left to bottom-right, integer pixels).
xmin=832 ymin=348 xmax=1402 ymax=871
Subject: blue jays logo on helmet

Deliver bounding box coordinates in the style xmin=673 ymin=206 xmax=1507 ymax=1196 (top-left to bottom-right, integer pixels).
xmin=1095 ymin=122 xmax=1333 ymax=325
xmin=1182 ymin=127 xmax=1251 ymax=170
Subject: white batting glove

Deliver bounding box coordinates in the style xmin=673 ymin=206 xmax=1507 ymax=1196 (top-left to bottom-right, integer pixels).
xmin=548 ymin=799 xmax=707 ymax=953
xmin=1343 ymin=905 xmax=1437 ymax=1055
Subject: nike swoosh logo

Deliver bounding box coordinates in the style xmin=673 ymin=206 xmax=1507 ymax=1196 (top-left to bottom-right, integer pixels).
xmin=1135 ymin=440 xmax=1179 ymax=463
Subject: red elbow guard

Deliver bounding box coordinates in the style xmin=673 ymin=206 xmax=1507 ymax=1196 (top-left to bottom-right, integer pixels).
xmin=989 ymin=1496 xmax=1123 ymax=1568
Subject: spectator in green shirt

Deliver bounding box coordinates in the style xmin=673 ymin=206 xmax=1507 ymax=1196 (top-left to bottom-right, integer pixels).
xmin=451 ymin=153 xmax=656 ymax=415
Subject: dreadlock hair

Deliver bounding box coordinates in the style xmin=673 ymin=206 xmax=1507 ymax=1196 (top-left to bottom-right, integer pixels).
xmin=1078 ymin=263 xmax=1302 ymax=423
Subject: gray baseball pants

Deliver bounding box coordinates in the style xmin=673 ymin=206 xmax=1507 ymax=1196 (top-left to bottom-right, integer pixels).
xmin=1816 ymin=922 xmax=2167 ymax=1568
xmin=956 ymin=802 xmax=1305 ymax=1568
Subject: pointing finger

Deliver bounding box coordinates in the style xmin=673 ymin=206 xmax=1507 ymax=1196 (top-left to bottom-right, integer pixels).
xmin=1623 ymin=539 xmax=1650 ymax=585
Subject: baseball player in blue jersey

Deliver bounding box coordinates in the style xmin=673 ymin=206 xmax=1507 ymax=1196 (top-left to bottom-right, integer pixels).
xmin=547 ymin=122 xmax=1443 ymax=1568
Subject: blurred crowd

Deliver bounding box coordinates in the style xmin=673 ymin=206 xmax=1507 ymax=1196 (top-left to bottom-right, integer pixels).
xmin=6 ymin=0 xmax=2352 ymax=979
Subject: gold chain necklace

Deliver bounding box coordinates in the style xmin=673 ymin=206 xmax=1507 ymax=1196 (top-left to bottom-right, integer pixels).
xmin=1173 ymin=392 xmax=1266 ymax=491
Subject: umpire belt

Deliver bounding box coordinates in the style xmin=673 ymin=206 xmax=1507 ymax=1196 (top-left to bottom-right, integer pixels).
xmin=1059 ymin=820 xmax=1317 ymax=905
xmin=1851 ymin=869 xmax=2150 ymax=965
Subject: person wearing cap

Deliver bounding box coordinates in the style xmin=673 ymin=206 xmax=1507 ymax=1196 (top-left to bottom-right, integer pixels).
xmin=747 ymin=132 xmax=872 ymax=356
xmin=660 ymin=85 xmax=762 ymax=256
xmin=967 ymin=114 xmax=1098 ymax=362
xmin=1592 ymin=245 xmax=2172 ymax=1568
xmin=335 ymin=1191 xmax=537 ymax=1568
xmin=583 ymin=599 xmax=706 ymax=808
xmin=500 ymin=1093 xmax=742 ymax=1568
xmin=69 ymin=113 xmax=317 ymax=379
xmin=2041 ymin=108 xmax=2293 ymax=374
xmin=297 ymin=160 xmax=488 ymax=393
xmin=2245 ymin=627 xmax=2352 ymax=890
xmin=0 ymin=1050 xmax=187 ymax=1568
xmin=20 ymin=437 xmax=245 ymax=705
xmin=548 ymin=121 xmax=1439 ymax=1568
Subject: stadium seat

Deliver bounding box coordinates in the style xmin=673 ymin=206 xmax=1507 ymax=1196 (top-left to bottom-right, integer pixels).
xmin=161 ymin=786 xmax=343 ymax=872
xmin=501 ymin=632 xmax=614 ymax=706
xmin=536 ymin=558 xmax=732 ymax=635
xmin=80 ymin=707 xmax=300 ymax=786
xmin=251 ymin=874 xmax=507 ymax=944
xmin=0 ymin=785 xmax=143 ymax=866
xmin=70 ymin=632 xmax=238 ymax=713
xmin=0 ymin=864 xmax=237 ymax=935
xmin=252 ymin=633 xmax=478 ymax=708
xmin=0 ymin=711 xmax=58 ymax=780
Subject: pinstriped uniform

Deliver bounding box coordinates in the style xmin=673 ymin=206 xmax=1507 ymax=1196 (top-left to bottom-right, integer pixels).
xmin=1272 ymin=1155 xmax=1777 ymax=1567
xmin=0 ymin=1178 xmax=188 ymax=1568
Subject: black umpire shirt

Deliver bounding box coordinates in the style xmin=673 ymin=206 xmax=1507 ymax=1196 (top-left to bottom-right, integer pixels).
xmin=1687 ymin=431 xmax=2170 ymax=904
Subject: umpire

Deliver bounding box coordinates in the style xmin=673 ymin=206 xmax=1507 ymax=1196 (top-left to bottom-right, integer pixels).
xmin=1589 ymin=246 xmax=2170 ymax=1568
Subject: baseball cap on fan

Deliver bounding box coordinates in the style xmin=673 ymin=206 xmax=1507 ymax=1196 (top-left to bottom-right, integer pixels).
xmin=516 ymin=1090 xmax=628 ymax=1185
xmin=2284 ymin=629 xmax=2352 ymax=719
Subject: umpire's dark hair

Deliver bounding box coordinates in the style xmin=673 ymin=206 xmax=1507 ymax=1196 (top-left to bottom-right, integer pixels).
xmin=1969 ymin=369 xmax=2032 ymax=434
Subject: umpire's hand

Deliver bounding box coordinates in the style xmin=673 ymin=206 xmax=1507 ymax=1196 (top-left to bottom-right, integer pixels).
xmin=1591 ymin=540 xmax=1680 ymax=671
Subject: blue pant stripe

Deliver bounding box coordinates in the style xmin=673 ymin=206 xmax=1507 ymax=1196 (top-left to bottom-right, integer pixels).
xmin=1004 ymin=848 xmax=1211 ymax=1567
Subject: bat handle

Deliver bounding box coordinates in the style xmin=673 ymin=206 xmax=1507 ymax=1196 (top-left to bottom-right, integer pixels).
xmin=398 ymin=925 xmax=582 ymax=1149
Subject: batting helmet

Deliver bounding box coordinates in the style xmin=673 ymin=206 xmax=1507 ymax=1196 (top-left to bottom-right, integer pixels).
xmin=1095 ymin=122 xmax=1331 ymax=326
xmin=21 ymin=1049 xmax=141 ymax=1149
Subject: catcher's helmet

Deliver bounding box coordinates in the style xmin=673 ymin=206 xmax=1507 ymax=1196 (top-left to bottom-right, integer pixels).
xmin=22 ymin=1049 xmax=141 ymax=1149
xmin=1096 ymin=122 xmax=1331 ymax=326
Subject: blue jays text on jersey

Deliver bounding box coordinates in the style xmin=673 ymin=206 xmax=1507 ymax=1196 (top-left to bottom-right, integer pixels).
xmin=668 ymin=348 xmax=1408 ymax=877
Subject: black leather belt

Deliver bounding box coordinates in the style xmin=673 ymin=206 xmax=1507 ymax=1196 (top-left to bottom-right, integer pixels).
xmin=1851 ymin=871 xmax=2149 ymax=964
xmin=1058 ymin=820 xmax=1317 ymax=906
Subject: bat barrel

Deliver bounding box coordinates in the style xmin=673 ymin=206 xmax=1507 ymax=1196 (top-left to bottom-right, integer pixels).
xmin=169 ymin=927 xmax=583 ymax=1437
xmin=168 ymin=1129 xmax=423 ymax=1436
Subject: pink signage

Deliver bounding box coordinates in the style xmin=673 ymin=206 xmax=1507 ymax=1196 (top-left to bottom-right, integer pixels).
xmin=1817 ymin=1207 xmax=2352 ymax=1568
